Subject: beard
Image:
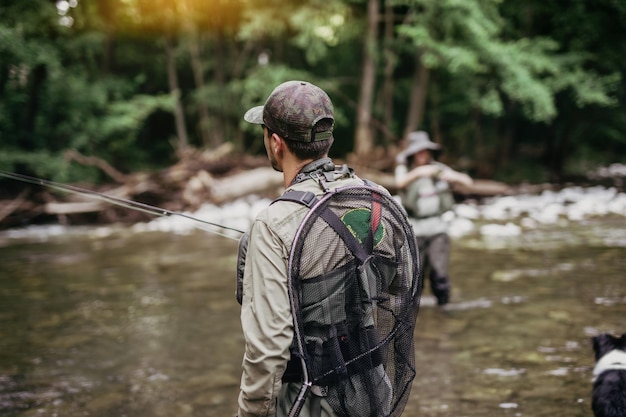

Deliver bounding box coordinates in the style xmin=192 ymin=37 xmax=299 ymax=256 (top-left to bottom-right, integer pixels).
xmin=267 ymin=148 xmax=283 ymax=172
xmin=270 ymin=160 xmax=282 ymax=172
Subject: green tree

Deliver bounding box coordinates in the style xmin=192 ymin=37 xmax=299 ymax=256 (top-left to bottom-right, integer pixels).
xmin=1 ymin=0 xmax=624 ymax=186
xmin=0 ymin=0 xmax=175 ymax=181
xmin=500 ymin=0 xmax=625 ymax=179
xmin=392 ymin=0 xmax=619 ymax=179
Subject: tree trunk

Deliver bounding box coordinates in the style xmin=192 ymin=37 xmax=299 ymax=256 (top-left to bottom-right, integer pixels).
xmin=380 ymin=3 xmax=396 ymax=146
xmin=429 ymin=76 xmax=442 ymax=144
xmin=353 ymin=0 xmax=379 ymax=156
xmin=102 ymin=32 xmax=115 ymax=74
xmin=22 ymin=64 xmax=47 ymax=150
xmin=547 ymin=124 xmax=570 ymax=182
xmin=471 ymin=107 xmax=490 ymax=178
xmin=97 ymin=0 xmax=116 ymax=74
xmin=188 ymin=33 xmax=213 ymax=148
xmin=495 ymin=101 xmax=516 ymax=172
xmin=212 ymin=30 xmax=227 ymax=148
xmin=403 ymin=51 xmax=429 ymax=139
xmin=164 ymin=36 xmax=190 ymax=153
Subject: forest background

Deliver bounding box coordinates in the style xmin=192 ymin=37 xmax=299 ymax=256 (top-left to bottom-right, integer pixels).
xmin=1 ymin=0 xmax=625 ymax=194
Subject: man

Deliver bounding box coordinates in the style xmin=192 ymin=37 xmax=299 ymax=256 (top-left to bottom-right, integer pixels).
xmin=237 ymin=81 xmax=419 ymax=417
xmin=395 ymin=131 xmax=473 ymax=306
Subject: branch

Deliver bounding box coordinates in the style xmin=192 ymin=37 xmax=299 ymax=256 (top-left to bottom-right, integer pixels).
xmin=0 ymin=188 xmax=30 ymax=223
xmin=64 ymin=150 xmax=129 ymax=183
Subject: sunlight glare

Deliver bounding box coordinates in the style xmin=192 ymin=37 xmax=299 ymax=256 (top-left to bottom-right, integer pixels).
xmin=312 ymin=13 xmax=345 ymax=46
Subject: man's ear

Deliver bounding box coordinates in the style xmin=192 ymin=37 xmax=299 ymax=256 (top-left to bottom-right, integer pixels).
xmin=271 ymin=133 xmax=284 ymax=155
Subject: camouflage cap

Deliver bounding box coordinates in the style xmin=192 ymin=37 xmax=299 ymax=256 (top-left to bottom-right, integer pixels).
xmin=244 ymin=80 xmax=334 ymax=142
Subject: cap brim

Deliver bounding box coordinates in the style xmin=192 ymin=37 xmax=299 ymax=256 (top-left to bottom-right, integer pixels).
xmin=244 ymin=106 xmax=264 ymax=124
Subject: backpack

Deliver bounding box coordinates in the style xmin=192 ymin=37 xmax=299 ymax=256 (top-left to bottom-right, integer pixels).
xmin=275 ymin=180 xmax=422 ymax=417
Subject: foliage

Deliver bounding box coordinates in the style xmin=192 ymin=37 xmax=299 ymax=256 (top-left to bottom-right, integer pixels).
xmin=0 ymin=0 xmax=625 ymax=185
xmin=395 ymin=0 xmax=615 ymax=123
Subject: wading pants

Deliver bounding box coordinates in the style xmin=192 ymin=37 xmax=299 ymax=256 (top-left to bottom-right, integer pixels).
xmin=416 ymin=232 xmax=451 ymax=305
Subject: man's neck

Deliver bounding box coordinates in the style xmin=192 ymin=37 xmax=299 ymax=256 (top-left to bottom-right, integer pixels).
xmin=283 ymin=157 xmax=333 ymax=188
xmin=283 ymin=159 xmax=315 ymax=188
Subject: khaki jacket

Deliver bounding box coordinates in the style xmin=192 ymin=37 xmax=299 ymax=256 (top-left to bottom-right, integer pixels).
xmin=237 ymin=168 xmax=367 ymax=417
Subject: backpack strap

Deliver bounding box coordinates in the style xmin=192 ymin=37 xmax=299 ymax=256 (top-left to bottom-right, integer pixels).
xmin=318 ymin=205 xmax=370 ymax=263
xmin=274 ymin=189 xmax=372 ymax=263
xmin=273 ymin=190 xmax=318 ymax=208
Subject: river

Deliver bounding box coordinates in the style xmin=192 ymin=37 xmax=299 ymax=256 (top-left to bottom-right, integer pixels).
xmin=0 ymin=194 xmax=625 ymax=417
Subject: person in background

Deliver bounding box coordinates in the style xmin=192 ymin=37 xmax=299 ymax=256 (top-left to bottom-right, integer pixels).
xmin=395 ymin=130 xmax=473 ymax=306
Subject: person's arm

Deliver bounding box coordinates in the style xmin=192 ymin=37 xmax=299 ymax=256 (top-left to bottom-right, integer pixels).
xmin=238 ymin=219 xmax=293 ymax=417
xmin=438 ymin=168 xmax=473 ymax=187
xmin=395 ymin=164 xmax=442 ymax=189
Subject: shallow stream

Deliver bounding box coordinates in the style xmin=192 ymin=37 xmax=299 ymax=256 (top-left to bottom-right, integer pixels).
xmin=0 ymin=215 xmax=624 ymax=417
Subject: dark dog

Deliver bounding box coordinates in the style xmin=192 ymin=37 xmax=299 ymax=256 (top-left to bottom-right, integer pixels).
xmin=592 ymin=333 xmax=626 ymax=417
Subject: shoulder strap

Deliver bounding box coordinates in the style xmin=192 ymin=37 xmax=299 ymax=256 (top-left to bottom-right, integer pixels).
xmin=318 ymin=204 xmax=370 ymax=262
xmin=273 ymin=190 xmax=318 ymax=208
xmin=274 ymin=187 xmax=376 ymax=263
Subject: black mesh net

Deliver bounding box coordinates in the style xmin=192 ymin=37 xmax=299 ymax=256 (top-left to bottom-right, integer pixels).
xmin=288 ymin=185 xmax=422 ymax=417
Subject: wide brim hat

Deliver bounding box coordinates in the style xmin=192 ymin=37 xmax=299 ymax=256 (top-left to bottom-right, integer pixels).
xmin=404 ymin=131 xmax=441 ymax=156
xmin=244 ymin=80 xmax=334 ymax=142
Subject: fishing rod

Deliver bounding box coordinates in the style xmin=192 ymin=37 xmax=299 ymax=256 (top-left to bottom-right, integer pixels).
xmin=0 ymin=170 xmax=246 ymax=241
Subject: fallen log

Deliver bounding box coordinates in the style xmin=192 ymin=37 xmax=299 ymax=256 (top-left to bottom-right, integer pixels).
xmin=209 ymin=167 xmax=283 ymax=203
xmin=453 ymin=179 xmax=511 ymax=196
xmin=45 ymin=201 xmax=107 ymax=215
xmin=355 ymin=169 xmax=511 ymax=197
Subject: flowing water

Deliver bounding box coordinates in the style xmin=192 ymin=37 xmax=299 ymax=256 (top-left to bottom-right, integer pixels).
xmin=0 ymin=215 xmax=624 ymax=417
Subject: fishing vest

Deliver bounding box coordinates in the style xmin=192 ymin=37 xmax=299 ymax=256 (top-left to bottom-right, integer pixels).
xmin=269 ymin=161 xmax=422 ymax=417
xmin=401 ymin=164 xmax=454 ymax=219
